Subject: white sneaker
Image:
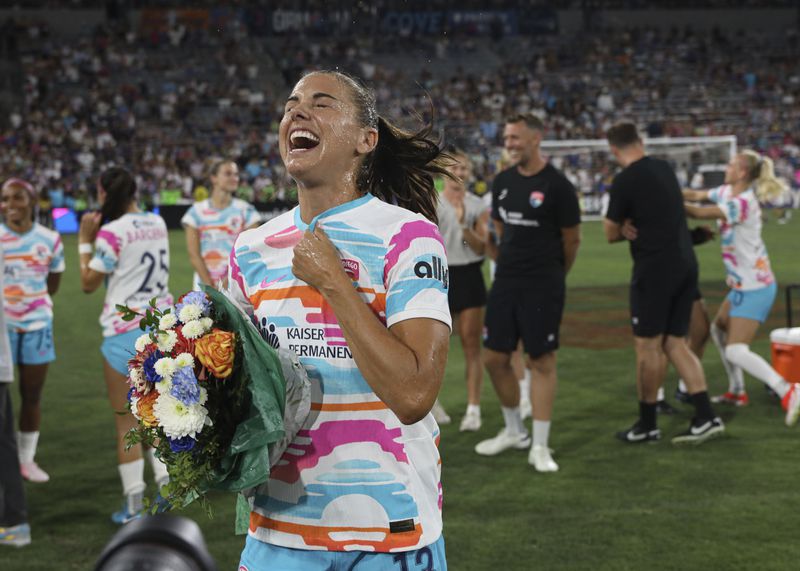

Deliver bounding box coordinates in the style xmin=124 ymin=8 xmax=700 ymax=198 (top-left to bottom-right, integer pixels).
xmin=475 ymin=428 xmax=531 ymax=456
xmin=20 ymin=461 xmax=50 ymax=483
xmin=519 ymin=398 xmax=532 ymax=421
xmin=528 ymin=445 xmax=559 ymax=472
xmin=783 ymin=384 xmax=800 ymax=427
xmin=459 ymin=410 xmax=482 ymax=432
xmin=431 ymin=400 xmax=451 ymax=425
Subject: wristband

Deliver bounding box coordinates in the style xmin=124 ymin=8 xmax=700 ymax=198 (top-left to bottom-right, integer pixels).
xmin=78 ymin=243 xmax=93 ymax=255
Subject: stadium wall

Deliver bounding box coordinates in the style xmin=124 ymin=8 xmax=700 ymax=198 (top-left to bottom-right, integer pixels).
xmin=0 ymin=9 xmax=106 ymax=36
xmin=558 ymin=8 xmax=797 ymax=32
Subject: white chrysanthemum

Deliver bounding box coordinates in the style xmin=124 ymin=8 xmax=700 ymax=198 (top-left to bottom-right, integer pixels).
xmin=175 ymin=352 xmax=194 ymax=369
xmin=135 ymin=334 xmax=152 ymax=353
xmin=152 ymin=393 xmax=208 ymax=439
xmin=129 ymin=395 xmax=141 ymax=420
xmin=154 ymin=357 xmax=177 ymax=380
xmin=181 ymin=320 xmax=206 ymax=339
xmin=178 ymin=304 xmax=203 ymax=323
xmin=156 ymin=330 xmax=178 ymax=353
xmin=200 ymin=317 xmax=213 ymax=331
xmin=159 ymin=313 xmax=178 ymax=330
xmin=158 ymin=375 xmax=173 ymax=393
xmin=198 ymin=386 xmax=208 ymax=405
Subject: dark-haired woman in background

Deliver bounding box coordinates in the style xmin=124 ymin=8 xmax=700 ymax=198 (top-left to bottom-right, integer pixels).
xmin=0 ymin=178 xmax=64 ymax=484
xmin=229 ymin=71 xmax=453 ymax=569
xmin=181 ymin=159 xmax=260 ymax=290
xmin=78 ymin=168 xmax=173 ymax=524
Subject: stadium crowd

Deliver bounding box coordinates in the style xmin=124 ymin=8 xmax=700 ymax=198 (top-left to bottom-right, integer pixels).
xmin=2 ymin=9 xmax=800 ymax=212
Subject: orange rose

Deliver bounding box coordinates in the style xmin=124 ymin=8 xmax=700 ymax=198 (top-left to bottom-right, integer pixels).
xmin=194 ymin=329 xmax=236 ymax=379
xmin=136 ymin=391 xmax=159 ymax=427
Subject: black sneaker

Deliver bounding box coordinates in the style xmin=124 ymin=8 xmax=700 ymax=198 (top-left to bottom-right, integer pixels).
xmin=615 ymin=421 xmax=661 ymax=443
xmin=674 ymin=388 xmax=691 ymax=404
xmin=671 ymin=417 xmax=725 ymax=445
xmin=656 ymin=400 xmax=679 ymax=415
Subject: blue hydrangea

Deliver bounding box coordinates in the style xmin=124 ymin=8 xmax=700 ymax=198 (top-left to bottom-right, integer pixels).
xmin=168 ymin=436 xmax=196 ymax=453
xmin=175 ymin=291 xmax=211 ymax=317
xmin=143 ymin=350 xmax=164 ymax=383
xmin=170 ymin=366 xmax=200 ymax=405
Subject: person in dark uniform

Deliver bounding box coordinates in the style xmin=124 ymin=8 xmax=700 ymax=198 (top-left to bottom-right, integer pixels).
xmin=475 ymin=114 xmax=581 ymax=473
xmin=604 ymin=121 xmax=723 ymax=445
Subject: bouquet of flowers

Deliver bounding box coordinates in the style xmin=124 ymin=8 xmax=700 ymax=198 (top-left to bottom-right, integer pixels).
xmin=117 ymin=287 xmax=306 ymax=512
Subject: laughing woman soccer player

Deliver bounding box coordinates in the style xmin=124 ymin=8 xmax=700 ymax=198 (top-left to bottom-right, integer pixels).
xmin=78 ymin=168 xmax=173 ymax=523
xmin=0 ymin=178 xmax=64 ymax=483
xmin=684 ymin=150 xmax=800 ymax=425
xmin=182 ymin=159 xmax=260 ymax=290
xmin=229 ymin=71 xmax=453 ymax=570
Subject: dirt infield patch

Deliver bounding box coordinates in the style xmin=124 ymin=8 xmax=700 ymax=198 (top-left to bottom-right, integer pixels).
xmin=562 ymin=282 xmax=792 ymax=350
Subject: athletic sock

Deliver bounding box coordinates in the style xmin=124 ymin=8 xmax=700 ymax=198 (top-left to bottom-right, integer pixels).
xmin=146 ymin=448 xmax=170 ymax=487
xmin=17 ymin=431 xmax=39 ymax=464
xmin=501 ymin=406 xmax=526 ymax=436
xmin=639 ymin=401 xmax=657 ymax=431
xmin=725 ymin=343 xmax=791 ymax=398
xmin=519 ymin=372 xmax=531 ymax=402
xmin=678 ymin=379 xmax=688 ymax=393
xmin=118 ymin=459 xmax=146 ymax=496
xmin=466 ymin=404 xmax=481 ymax=416
xmin=710 ymin=323 xmax=746 ymax=393
xmin=532 ymin=420 xmax=551 ymax=448
xmin=690 ymin=391 xmax=716 ymax=422
xmin=656 ymin=387 xmax=665 ymax=402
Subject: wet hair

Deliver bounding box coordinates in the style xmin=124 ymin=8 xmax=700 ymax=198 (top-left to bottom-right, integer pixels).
xmin=207 ymin=158 xmax=237 ymax=189
xmin=1 ymin=178 xmax=38 ymax=220
xmin=304 ymin=70 xmax=454 ymax=224
xmin=98 ymin=167 xmax=137 ymax=223
xmin=738 ymin=150 xmax=787 ymax=203
xmin=505 ymin=113 xmax=545 ymax=132
xmin=605 ymin=122 xmax=642 ymax=149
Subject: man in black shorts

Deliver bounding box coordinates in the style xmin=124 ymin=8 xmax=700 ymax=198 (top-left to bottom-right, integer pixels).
xmin=604 ymin=122 xmax=724 ymax=445
xmin=475 ymin=114 xmax=581 ymax=473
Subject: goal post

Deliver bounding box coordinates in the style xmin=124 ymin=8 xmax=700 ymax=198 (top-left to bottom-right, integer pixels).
xmin=540 ymin=135 xmax=738 ymax=219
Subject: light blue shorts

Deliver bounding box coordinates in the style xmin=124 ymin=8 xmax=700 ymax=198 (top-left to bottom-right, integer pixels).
xmin=239 ymin=535 xmax=447 ymax=571
xmin=727 ymin=282 xmax=777 ymax=323
xmin=8 ymin=324 xmax=55 ymax=365
xmin=101 ymin=329 xmax=141 ymax=376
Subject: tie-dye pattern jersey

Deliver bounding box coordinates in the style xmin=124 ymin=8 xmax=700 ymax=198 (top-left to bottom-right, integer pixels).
xmin=181 ymin=198 xmax=260 ymax=287
xmin=708 ymin=185 xmax=774 ymax=290
xmin=89 ymin=213 xmax=173 ymax=337
xmin=228 ymin=194 xmax=451 ymax=553
xmin=1 ymin=223 xmax=65 ymax=332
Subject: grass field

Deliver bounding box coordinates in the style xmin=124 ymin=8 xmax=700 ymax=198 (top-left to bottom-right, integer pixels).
xmin=4 ymin=219 xmax=800 ymax=570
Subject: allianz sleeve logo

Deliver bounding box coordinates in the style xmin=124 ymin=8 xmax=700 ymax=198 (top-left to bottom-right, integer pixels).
xmin=414 ymin=255 xmax=449 ymax=289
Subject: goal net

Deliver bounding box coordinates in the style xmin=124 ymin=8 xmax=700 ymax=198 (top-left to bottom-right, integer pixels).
xmin=540 ymin=136 xmax=737 ymax=219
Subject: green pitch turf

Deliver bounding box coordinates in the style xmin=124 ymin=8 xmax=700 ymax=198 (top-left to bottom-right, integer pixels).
xmin=4 ymin=219 xmax=800 ymax=570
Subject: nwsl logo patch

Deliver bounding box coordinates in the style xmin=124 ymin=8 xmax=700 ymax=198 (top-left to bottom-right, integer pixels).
xmin=529 ymin=191 xmax=545 ymax=208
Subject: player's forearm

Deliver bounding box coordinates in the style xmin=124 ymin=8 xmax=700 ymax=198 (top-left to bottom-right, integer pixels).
xmin=563 ymin=241 xmax=580 ymax=274
xmin=188 ymin=253 xmax=214 ymax=285
xmin=463 ymin=227 xmax=486 ymax=255
xmin=319 ymin=277 xmax=443 ymax=424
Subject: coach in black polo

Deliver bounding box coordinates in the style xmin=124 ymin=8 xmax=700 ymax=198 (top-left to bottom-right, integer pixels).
xmin=475 ymin=114 xmax=581 ymax=473
xmin=604 ymin=121 xmax=723 ymax=445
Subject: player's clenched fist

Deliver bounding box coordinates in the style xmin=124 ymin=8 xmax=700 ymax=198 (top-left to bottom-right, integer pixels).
xmin=292 ymin=224 xmax=347 ymax=293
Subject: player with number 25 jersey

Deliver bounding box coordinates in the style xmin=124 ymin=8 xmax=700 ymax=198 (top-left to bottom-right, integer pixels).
xmin=89 ymin=212 xmax=173 ymax=339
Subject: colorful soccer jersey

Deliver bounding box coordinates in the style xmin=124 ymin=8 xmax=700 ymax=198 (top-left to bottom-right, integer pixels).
xmin=228 ymin=193 xmax=451 ymax=553
xmin=0 ymin=223 xmax=65 ymax=332
xmin=181 ymin=198 xmax=260 ymax=287
xmin=89 ymin=213 xmax=173 ymax=337
xmin=708 ymin=185 xmax=775 ymax=290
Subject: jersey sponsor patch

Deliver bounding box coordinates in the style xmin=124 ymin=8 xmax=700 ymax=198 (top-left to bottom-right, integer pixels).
xmin=529 ymin=191 xmax=545 ymax=208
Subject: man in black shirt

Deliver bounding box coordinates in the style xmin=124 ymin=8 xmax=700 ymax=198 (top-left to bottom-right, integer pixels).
xmin=604 ymin=121 xmax=723 ymax=445
xmin=475 ymin=114 xmax=581 ymax=472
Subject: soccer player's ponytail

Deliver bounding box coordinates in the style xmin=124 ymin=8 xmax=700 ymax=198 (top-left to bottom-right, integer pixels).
xmin=740 ymin=150 xmax=787 ymax=204
xmin=308 ymin=70 xmax=454 ymax=224
xmin=99 ymin=167 xmax=137 ymax=223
